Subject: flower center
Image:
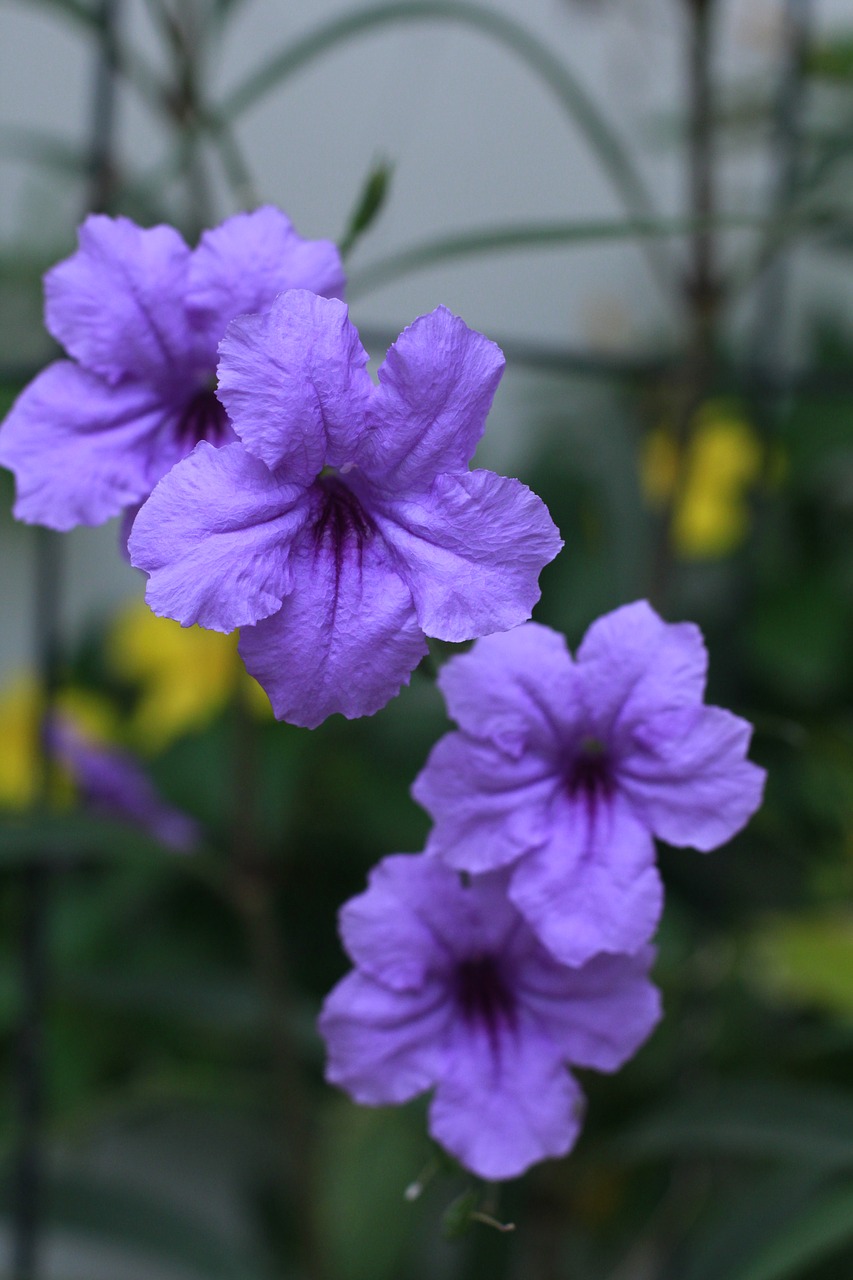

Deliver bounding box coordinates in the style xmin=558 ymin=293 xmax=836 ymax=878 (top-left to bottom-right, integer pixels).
xmin=176 ymin=387 xmax=229 ymax=448
xmin=313 ymin=473 xmax=375 ymax=552
xmin=454 ymin=953 xmax=516 ymax=1040
xmin=566 ymin=736 xmax=613 ymax=807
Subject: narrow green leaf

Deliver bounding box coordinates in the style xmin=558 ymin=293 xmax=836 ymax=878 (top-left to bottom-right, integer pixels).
xmin=339 ymin=158 xmax=394 ymax=257
xmin=732 ymin=1180 xmax=853 ymax=1280
xmin=617 ymin=1080 xmax=853 ymax=1169
xmin=0 ymin=128 xmax=92 ymax=177
xmin=0 ymin=1168 xmax=255 ymax=1279
xmin=217 ymin=0 xmax=670 ymax=287
xmin=0 ymin=811 xmax=212 ymax=870
xmin=347 ymin=213 xmax=761 ymax=297
xmin=9 ymin=0 xmax=101 ymax=31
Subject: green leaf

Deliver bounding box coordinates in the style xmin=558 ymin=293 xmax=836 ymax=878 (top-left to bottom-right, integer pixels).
xmin=316 ymin=1099 xmax=430 ymax=1280
xmin=0 ymin=811 xmax=213 ymax=870
xmin=347 ymin=214 xmax=759 ymax=297
xmin=677 ymin=1168 xmax=829 ymax=1280
xmin=339 ymin=158 xmax=394 ymax=257
xmin=9 ymin=0 xmax=102 ymax=31
xmin=748 ymin=912 xmax=853 ymax=1020
xmin=0 ymin=1167 xmax=255 ymax=1279
xmin=618 ymin=1080 xmax=853 ymax=1168
xmin=217 ymin=0 xmax=670 ymax=288
xmin=731 ymin=1180 xmax=853 ymax=1280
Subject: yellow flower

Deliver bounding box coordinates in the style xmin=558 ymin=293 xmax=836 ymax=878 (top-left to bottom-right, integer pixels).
xmin=641 ymin=401 xmax=766 ymax=558
xmin=106 ymin=601 xmax=270 ymax=753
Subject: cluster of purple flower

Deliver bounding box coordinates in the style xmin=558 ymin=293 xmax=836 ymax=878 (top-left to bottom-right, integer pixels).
xmin=0 ymin=207 xmax=766 ymax=1183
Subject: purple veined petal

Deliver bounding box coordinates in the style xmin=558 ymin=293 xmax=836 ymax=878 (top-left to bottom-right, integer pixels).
xmin=371 ymin=469 xmax=563 ymax=643
xmin=429 ymin=1012 xmax=585 ymax=1181
xmin=216 ymin=290 xmax=372 ymax=480
xmin=509 ymin=790 xmax=663 ymax=966
xmin=516 ymin=944 xmax=661 ymax=1073
xmin=414 ymin=732 xmax=559 ymax=873
xmin=434 ymin=623 xmax=577 ymax=755
xmin=237 ymin=507 xmax=429 ymax=727
xmin=0 ymin=362 xmax=179 ymax=530
xmin=618 ymin=704 xmax=767 ymax=850
xmin=576 ymin=600 xmax=709 ymax=741
xmin=319 ymin=970 xmax=448 ymax=1106
xmin=187 ymin=206 xmax=345 ymax=350
xmin=129 ymin=441 xmax=310 ymax=631
xmin=356 ymin=307 xmax=504 ymax=489
xmin=340 ymin=856 xmax=520 ymax=993
xmin=45 ymin=215 xmax=197 ymax=389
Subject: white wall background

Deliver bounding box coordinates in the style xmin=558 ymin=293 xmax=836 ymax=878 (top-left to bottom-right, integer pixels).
xmin=0 ymin=0 xmax=849 ymax=682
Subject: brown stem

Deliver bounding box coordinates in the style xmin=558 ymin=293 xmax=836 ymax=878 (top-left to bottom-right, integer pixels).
xmin=229 ymin=683 xmax=326 ymax=1280
xmin=648 ymin=0 xmax=721 ymax=609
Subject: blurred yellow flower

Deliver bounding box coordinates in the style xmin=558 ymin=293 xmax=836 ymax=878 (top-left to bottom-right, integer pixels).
xmin=641 ymin=400 xmax=765 ymax=558
xmin=106 ymin=601 xmax=270 ymax=753
xmin=0 ymin=675 xmax=116 ymax=809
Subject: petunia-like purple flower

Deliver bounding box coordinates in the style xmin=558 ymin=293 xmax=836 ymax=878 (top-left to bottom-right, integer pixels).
xmin=319 ymin=854 xmax=660 ymax=1181
xmin=0 ymin=207 xmax=344 ymax=531
xmin=49 ymin=715 xmax=199 ymax=852
xmin=413 ymin=602 xmax=766 ymax=967
xmin=128 ymin=291 xmax=562 ymax=728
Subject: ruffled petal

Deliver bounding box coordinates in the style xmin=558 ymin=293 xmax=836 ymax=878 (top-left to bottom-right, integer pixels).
xmin=216 ymin=290 xmax=371 ymax=480
xmin=129 ymin=441 xmax=309 ymax=630
xmin=357 ymin=307 xmax=504 ymax=488
xmin=0 ymin=361 xmax=177 ymax=529
xmin=576 ymin=601 xmax=709 ymax=742
xmin=516 ymin=943 xmax=661 ymax=1072
xmin=618 ymin=704 xmax=766 ymax=850
xmin=45 ymin=215 xmax=196 ymax=389
xmin=320 ymin=971 xmax=447 ymax=1106
xmin=434 ymin=623 xmax=577 ymax=754
xmin=509 ymin=791 xmax=663 ymax=966
xmin=237 ymin=509 xmax=428 ymax=727
xmin=187 ymin=206 xmax=345 ymax=349
xmin=371 ymin=469 xmax=562 ymax=642
xmin=414 ymin=733 xmax=559 ymax=873
xmin=429 ymin=1014 xmax=584 ymax=1180
xmin=340 ymin=856 xmax=520 ymax=991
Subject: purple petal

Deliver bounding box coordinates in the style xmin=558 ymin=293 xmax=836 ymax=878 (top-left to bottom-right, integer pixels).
xmin=129 ymin=442 xmax=309 ymax=630
xmin=187 ymin=206 xmax=345 ymax=350
xmin=0 ymin=362 xmax=178 ymax=529
xmin=516 ymin=944 xmax=661 ymax=1072
xmin=414 ymin=733 xmax=559 ymax=873
xmin=371 ymin=470 xmax=562 ymax=642
xmin=45 ymin=215 xmax=196 ymax=389
xmin=357 ymin=307 xmax=504 ymax=488
xmin=618 ymin=705 xmax=766 ymax=850
xmin=216 ymin=290 xmax=371 ymax=480
xmin=429 ymin=1014 xmax=585 ymax=1180
xmin=434 ymin=623 xmax=576 ymax=754
xmin=509 ymin=791 xmax=663 ymax=966
xmin=49 ymin=716 xmax=199 ymax=853
xmin=576 ymin=601 xmax=709 ymax=741
xmin=340 ymin=856 xmax=520 ymax=991
xmin=237 ymin=514 xmax=428 ymax=727
xmin=319 ymin=971 xmax=447 ymax=1105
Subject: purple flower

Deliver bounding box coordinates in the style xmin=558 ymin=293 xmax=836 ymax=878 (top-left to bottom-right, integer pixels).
xmin=49 ymin=715 xmax=199 ymax=852
xmin=0 ymin=208 xmax=344 ymax=530
xmin=413 ymin=602 xmax=766 ymax=966
xmin=128 ymin=292 xmax=562 ymax=728
xmin=319 ymin=854 xmax=660 ymax=1181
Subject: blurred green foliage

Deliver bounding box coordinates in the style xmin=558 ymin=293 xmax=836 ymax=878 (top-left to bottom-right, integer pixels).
xmin=4 ymin=2 xmax=853 ymax=1279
